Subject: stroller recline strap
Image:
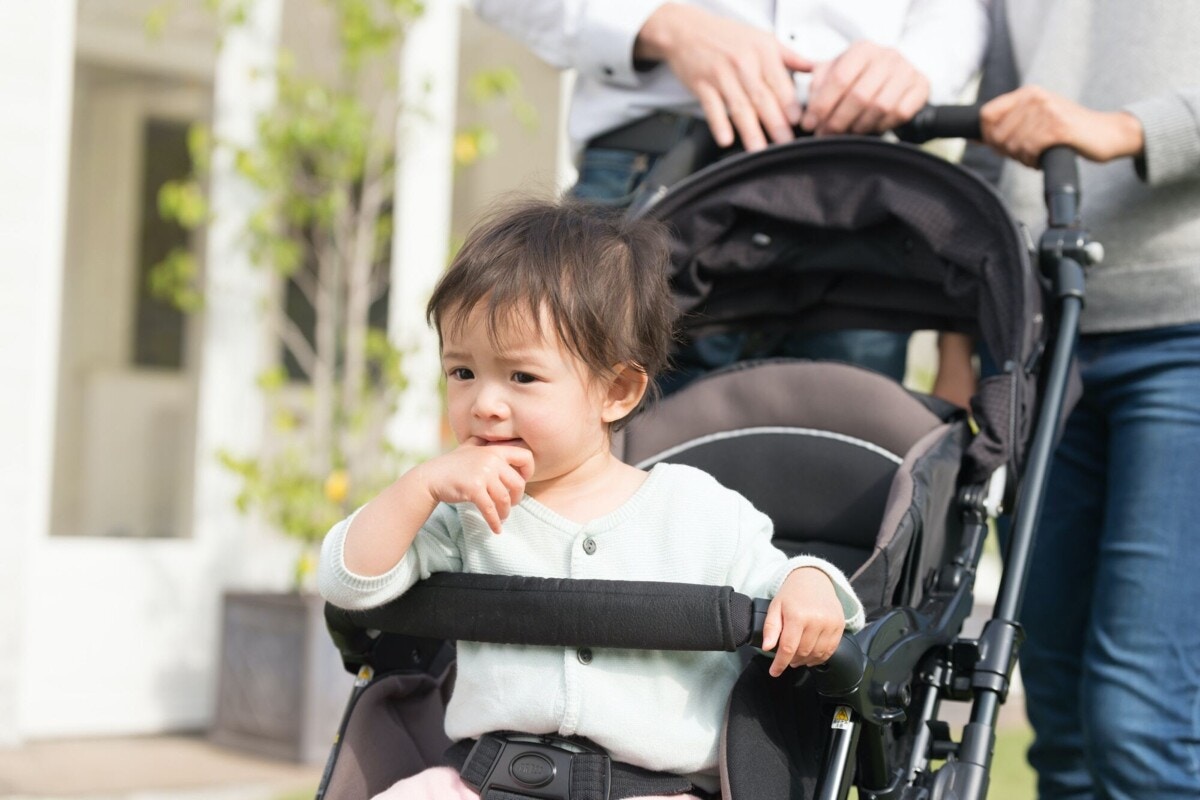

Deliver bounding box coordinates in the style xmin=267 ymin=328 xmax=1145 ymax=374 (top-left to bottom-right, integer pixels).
xmin=448 ymin=732 xmax=703 ymax=800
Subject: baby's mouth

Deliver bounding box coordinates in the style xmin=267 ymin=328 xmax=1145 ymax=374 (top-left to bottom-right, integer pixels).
xmin=482 ymin=437 xmax=524 ymax=447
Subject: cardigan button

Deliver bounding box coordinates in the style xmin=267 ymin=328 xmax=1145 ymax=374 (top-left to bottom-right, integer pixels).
xmin=582 ymin=537 xmax=597 ymax=555
xmin=577 ymin=647 xmax=593 ymax=665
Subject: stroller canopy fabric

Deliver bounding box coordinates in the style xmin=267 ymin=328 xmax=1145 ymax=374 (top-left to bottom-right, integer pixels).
xmin=641 ymin=137 xmax=1047 ymax=483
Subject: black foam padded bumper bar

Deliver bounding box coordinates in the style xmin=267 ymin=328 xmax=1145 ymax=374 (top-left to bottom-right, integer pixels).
xmin=325 ymin=573 xmax=756 ymax=652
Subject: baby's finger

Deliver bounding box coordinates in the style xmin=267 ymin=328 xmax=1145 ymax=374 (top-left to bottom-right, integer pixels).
xmin=770 ymin=624 xmax=803 ymax=677
xmin=503 ymin=446 xmax=536 ymax=481
xmin=468 ymin=485 xmax=503 ymax=534
xmin=787 ymin=626 xmax=823 ymax=667
xmin=812 ymin=630 xmax=842 ymax=665
xmin=760 ymin=598 xmax=783 ymax=653
xmin=487 ymin=478 xmax=513 ymax=526
xmin=499 ymin=464 xmax=527 ymax=507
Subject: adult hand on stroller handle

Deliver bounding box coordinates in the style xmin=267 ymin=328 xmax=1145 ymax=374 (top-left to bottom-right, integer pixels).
xmin=895 ymin=104 xmax=1082 ymax=228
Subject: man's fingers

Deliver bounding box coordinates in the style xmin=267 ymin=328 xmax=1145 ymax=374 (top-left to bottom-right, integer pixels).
xmin=716 ymin=69 xmax=767 ymax=151
xmin=780 ymin=47 xmax=815 ymax=75
xmin=806 ymin=46 xmax=869 ymax=130
xmin=696 ymin=82 xmax=735 ymax=148
xmin=768 ymin=45 xmax=806 ymax=126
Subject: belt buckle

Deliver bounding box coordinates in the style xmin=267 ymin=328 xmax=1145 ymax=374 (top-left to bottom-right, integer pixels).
xmin=472 ymin=733 xmax=610 ymax=800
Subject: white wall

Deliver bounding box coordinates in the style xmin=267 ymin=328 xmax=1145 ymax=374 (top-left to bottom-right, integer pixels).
xmin=0 ymin=1 xmax=78 ymax=747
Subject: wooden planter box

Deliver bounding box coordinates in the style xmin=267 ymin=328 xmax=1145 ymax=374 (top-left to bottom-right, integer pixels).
xmin=210 ymin=591 xmax=354 ymax=764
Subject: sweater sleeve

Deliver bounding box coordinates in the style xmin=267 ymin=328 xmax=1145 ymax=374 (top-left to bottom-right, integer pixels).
xmin=724 ymin=494 xmax=865 ymax=633
xmin=317 ymin=502 xmax=464 ymax=610
xmin=1123 ymin=89 xmax=1200 ymax=187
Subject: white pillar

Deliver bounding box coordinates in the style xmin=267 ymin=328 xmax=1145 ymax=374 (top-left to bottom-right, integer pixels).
xmin=0 ymin=1 xmax=77 ymax=746
xmin=388 ymin=1 xmax=461 ymax=456
xmin=191 ymin=0 xmax=282 ymax=567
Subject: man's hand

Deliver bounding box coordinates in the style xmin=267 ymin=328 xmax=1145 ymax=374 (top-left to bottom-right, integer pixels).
xmin=803 ymin=41 xmax=929 ymax=135
xmin=761 ymin=567 xmax=846 ymax=677
xmin=414 ymin=438 xmax=534 ymax=534
xmin=635 ymin=3 xmax=811 ymax=151
xmin=981 ymin=85 xmax=1145 ymax=168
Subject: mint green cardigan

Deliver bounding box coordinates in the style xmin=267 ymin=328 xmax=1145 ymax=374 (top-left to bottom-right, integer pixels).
xmin=319 ymin=462 xmax=863 ymax=787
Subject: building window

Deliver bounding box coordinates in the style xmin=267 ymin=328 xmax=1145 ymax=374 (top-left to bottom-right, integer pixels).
xmin=133 ymin=119 xmax=191 ymax=370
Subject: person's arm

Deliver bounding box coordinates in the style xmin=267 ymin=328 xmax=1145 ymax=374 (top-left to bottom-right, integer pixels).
xmin=931 ymin=332 xmax=977 ymax=409
xmin=980 ymin=87 xmax=1145 ymax=169
xmin=342 ymin=439 xmax=533 ymax=576
xmin=802 ymin=0 xmax=988 ymax=135
xmin=724 ymin=497 xmax=864 ymax=676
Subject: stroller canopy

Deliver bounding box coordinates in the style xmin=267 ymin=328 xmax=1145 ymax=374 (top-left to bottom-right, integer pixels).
xmin=641 ymin=137 xmax=1046 ymax=483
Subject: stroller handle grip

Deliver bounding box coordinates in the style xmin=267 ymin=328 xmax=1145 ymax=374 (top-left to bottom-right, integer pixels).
xmin=894 ymin=104 xmax=982 ymax=144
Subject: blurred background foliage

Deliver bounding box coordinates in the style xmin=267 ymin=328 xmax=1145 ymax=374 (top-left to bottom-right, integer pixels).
xmin=150 ymin=0 xmax=533 ymax=589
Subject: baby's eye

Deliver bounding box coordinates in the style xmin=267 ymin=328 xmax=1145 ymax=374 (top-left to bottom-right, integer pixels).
xmin=448 ymin=367 xmax=474 ymax=381
xmin=512 ymin=371 xmax=538 ymax=384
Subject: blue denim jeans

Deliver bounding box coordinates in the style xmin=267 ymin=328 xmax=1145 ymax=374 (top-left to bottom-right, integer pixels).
xmin=1021 ymin=323 xmax=1200 ymax=799
xmin=571 ymin=146 xmax=910 ymax=393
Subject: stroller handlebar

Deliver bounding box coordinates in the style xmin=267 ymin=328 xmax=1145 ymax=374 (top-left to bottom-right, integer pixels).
xmin=896 ymin=104 xmax=1083 ymax=228
xmin=894 ymin=104 xmax=983 ymax=143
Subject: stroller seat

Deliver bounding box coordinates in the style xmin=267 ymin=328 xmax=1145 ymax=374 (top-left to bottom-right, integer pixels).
xmin=320 ymin=358 xmax=969 ymax=798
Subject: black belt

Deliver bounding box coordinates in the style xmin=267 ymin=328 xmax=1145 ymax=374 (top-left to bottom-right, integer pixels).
xmin=446 ymin=732 xmax=708 ymax=800
xmin=587 ymin=112 xmax=703 ymax=156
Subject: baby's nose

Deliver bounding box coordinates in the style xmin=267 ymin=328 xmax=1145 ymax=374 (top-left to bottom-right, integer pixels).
xmin=472 ymin=384 xmax=510 ymax=418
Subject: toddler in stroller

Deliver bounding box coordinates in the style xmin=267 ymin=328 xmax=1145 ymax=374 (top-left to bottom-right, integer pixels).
xmin=317 ymin=111 xmax=1093 ymax=800
xmin=317 ymin=197 xmax=866 ymax=799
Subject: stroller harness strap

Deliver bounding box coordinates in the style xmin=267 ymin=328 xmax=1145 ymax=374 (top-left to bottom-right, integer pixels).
xmin=448 ymin=732 xmax=708 ymax=800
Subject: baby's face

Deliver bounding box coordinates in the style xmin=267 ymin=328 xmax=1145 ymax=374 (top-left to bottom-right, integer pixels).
xmin=440 ymin=304 xmax=612 ymax=491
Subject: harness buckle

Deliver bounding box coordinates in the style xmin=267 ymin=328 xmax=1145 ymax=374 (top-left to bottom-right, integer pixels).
xmin=464 ymin=732 xmax=611 ymax=800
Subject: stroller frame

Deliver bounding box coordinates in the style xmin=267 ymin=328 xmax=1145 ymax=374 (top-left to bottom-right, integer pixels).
xmin=319 ymin=111 xmax=1098 ymax=800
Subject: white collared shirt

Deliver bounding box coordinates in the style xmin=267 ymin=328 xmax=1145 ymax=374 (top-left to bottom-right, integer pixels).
xmin=472 ymin=0 xmax=989 ymax=146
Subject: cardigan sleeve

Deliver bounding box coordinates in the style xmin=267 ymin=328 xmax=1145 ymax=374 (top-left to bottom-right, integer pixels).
xmin=723 ymin=493 xmax=865 ymax=632
xmin=317 ymin=502 xmax=464 ymax=610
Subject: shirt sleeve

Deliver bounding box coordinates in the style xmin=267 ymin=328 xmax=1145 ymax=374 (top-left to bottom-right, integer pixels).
xmin=316 ymin=502 xmax=465 ymax=610
xmin=470 ymin=0 xmax=663 ymax=87
xmin=895 ymin=0 xmax=990 ymax=104
xmin=1123 ymin=90 xmax=1200 ymax=187
xmin=724 ymin=494 xmax=865 ymax=633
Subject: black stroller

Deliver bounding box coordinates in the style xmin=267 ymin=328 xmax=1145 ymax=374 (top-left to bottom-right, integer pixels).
xmin=316 ymin=109 xmax=1097 ymax=800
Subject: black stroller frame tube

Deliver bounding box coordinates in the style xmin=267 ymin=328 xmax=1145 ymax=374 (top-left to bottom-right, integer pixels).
xmin=994 ymin=285 xmax=1082 ymax=624
xmin=944 ymin=144 xmax=1088 ymax=800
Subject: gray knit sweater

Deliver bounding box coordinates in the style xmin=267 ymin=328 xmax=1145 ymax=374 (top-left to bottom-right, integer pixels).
xmin=968 ymin=0 xmax=1200 ymax=334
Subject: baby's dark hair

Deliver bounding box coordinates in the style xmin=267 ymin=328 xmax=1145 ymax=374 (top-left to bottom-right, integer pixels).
xmin=426 ymin=196 xmax=676 ymax=425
